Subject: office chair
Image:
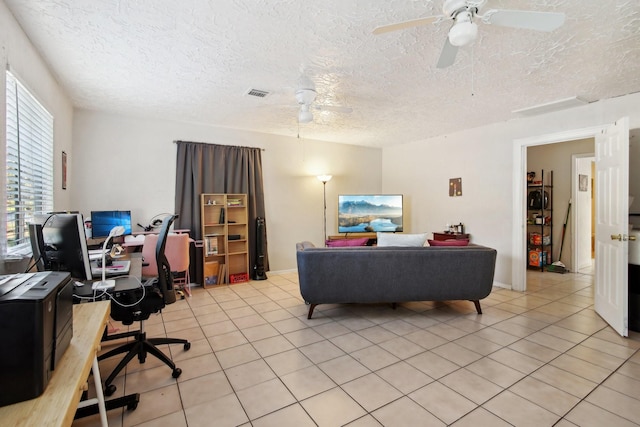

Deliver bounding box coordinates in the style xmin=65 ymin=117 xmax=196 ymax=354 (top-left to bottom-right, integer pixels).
xmin=142 ymin=233 xmax=191 ymax=298
xmin=98 ymin=214 xmax=191 ymax=396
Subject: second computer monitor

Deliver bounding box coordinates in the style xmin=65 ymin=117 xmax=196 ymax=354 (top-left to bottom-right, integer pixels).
xmin=31 ymin=213 xmax=93 ymax=281
xmin=91 ymin=210 xmax=132 ymax=238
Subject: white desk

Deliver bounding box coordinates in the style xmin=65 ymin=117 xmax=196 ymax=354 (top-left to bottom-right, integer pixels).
xmin=0 ymin=301 xmax=112 ymax=426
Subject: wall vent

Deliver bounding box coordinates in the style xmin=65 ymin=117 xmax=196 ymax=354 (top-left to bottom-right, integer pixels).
xmin=245 ymin=88 xmax=270 ymax=98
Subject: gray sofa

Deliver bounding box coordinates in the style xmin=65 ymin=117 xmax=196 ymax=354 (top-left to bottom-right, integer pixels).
xmin=296 ymin=241 xmax=497 ymax=319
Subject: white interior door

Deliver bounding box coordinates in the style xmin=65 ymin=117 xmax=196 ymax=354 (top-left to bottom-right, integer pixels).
xmin=595 ymin=117 xmax=629 ymax=337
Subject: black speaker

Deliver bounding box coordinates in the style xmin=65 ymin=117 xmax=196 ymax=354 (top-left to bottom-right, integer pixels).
xmin=253 ymin=217 xmax=267 ymax=280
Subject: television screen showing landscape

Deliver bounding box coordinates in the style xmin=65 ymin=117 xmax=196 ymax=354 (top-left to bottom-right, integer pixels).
xmin=338 ymin=194 xmax=403 ymax=233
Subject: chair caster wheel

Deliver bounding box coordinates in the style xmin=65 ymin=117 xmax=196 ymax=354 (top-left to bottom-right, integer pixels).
xmin=105 ymin=384 xmax=117 ymax=396
xmin=184 ymin=342 xmax=191 ymax=351
xmin=172 ymin=368 xmax=182 ymax=378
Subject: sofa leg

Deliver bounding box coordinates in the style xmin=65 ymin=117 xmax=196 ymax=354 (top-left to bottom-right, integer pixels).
xmin=472 ymin=300 xmax=482 ymax=314
xmin=307 ymin=304 xmax=317 ymax=319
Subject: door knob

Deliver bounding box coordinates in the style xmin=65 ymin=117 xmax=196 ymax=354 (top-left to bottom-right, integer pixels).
xmin=611 ymin=234 xmax=622 ymax=241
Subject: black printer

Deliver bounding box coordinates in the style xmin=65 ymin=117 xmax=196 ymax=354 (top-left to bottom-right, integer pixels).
xmin=0 ymin=271 xmax=73 ymax=407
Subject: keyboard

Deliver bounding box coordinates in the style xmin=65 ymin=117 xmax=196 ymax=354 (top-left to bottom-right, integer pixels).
xmin=91 ymin=260 xmax=131 ymax=277
xmin=88 ymin=252 xmax=104 ymax=261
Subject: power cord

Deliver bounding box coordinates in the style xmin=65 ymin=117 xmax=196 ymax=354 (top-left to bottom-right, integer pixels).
xmin=72 ymin=275 xmax=146 ymax=307
xmin=23 ymin=213 xmax=56 ymax=273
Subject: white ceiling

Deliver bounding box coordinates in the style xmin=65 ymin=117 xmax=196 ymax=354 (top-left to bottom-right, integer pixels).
xmin=4 ymin=0 xmax=640 ymax=148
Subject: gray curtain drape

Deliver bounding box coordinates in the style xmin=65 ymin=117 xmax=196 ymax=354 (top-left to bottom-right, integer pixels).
xmin=174 ymin=141 xmax=268 ymax=283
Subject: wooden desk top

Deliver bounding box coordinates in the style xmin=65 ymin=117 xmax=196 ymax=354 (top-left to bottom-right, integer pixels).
xmin=0 ymin=301 xmax=111 ymax=427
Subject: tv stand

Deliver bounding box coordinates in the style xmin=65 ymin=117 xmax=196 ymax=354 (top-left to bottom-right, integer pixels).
xmin=328 ymin=232 xmax=377 ymax=245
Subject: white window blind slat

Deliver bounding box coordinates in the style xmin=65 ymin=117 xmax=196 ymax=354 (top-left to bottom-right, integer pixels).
xmin=3 ymin=71 xmax=54 ymax=253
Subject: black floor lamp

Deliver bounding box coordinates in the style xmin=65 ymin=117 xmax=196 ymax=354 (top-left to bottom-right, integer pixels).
xmin=317 ymin=175 xmax=332 ymax=246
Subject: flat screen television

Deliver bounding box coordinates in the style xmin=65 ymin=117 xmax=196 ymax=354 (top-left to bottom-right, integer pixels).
xmin=91 ymin=210 xmax=132 ymax=238
xmin=30 ymin=213 xmax=92 ymax=281
xmin=338 ymin=194 xmax=403 ymax=233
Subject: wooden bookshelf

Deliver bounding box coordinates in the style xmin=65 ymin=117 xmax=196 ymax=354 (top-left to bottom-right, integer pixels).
xmin=200 ymin=193 xmax=249 ymax=286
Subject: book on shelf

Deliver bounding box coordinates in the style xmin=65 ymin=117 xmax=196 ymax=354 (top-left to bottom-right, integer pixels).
xmin=227 ymin=198 xmax=242 ymax=206
xmin=205 ymin=235 xmax=219 ymax=255
xmin=217 ymin=263 xmax=226 ymax=284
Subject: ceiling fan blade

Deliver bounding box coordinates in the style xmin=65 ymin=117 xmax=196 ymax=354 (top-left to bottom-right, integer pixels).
xmin=482 ymin=9 xmax=565 ymax=32
xmin=373 ymin=16 xmax=440 ymax=35
xmin=315 ymin=105 xmax=353 ymax=114
xmin=436 ymin=38 xmax=458 ymax=69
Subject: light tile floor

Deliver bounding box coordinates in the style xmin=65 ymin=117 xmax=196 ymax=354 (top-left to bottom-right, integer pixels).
xmin=72 ymin=269 xmax=640 ymax=427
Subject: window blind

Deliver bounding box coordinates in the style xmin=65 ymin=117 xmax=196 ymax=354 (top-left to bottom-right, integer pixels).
xmin=3 ymin=71 xmax=54 ymax=256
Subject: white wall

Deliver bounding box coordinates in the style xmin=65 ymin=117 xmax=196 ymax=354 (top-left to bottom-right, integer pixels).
xmin=71 ymin=109 xmax=382 ymax=272
xmin=0 ymin=3 xmax=72 ymax=273
xmin=0 ymin=2 xmax=74 ymax=211
xmin=382 ymin=92 xmax=640 ymax=287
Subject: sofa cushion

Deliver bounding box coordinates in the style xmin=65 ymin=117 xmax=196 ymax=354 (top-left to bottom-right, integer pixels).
xmin=427 ymin=239 xmax=470 ymax=246
xmin=326 ymin=237 xmax=370 ymax=247
xmin=377 ymin=232 xmax=428 ymax=247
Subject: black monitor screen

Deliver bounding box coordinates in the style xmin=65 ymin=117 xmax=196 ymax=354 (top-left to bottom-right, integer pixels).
xmin=91 ymin=210 xmax=132 ymax=238
xmin=32 ymin=213 xmax=92 ymax=281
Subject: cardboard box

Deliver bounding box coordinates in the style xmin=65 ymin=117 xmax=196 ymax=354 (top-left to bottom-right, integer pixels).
xmin=229 ymin=273 xmax=249 ymax=283
xmin=204 ymin=261 xmax=219 ymax=286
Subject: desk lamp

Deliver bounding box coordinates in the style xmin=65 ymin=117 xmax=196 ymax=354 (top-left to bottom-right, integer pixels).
xmin=93 ymin=225 xmax=126 ymax=290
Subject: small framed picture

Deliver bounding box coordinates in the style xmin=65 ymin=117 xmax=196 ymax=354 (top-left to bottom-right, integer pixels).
xmin=449 ymin=177 xmax=462 ymax=197
xmin=62 ymin=151 xmax=67 ymax=190
xmin=579 ymin=174 xmax=588 ymax=192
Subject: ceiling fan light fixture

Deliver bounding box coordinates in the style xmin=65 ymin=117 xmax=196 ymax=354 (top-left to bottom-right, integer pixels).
xmin=296 ymin=88 xmax=317 ymax=105
xmin=298 ymin=108 xmax=313 ymax=123
xmin=448 ymin=12 xmax=478 ymax=47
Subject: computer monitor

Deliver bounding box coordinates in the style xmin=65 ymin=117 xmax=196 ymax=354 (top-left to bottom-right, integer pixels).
xmin=90 ymin=210 xmax=132 ymax=238
xmin=30 ymin=213 xmax=92 ymax=281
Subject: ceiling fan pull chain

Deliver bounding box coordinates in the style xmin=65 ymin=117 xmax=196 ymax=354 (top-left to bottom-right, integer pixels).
xmin=471 ymin=44 xmax=475 ymax=97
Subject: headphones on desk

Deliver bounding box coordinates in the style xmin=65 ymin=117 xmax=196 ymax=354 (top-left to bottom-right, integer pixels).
xmin=137 ymin=213 xmax=170 ymax=232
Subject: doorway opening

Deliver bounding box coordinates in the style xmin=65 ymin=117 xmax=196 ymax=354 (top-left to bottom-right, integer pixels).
xmin=525 ymin=139 xmax=595 ymax=285
xmin=512 ymin=124 xmax=608 ymax=293
xmin=572 ymin=154 xmax=595 ymax=276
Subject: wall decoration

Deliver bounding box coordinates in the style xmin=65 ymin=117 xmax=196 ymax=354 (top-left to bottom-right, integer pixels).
xmin=579 ymin=174 xmax=588 ymax=192
xmin=449 ymin=177 xmax=462 ymax=197
xmin=62 ymin=151 xmax=67 ymax=190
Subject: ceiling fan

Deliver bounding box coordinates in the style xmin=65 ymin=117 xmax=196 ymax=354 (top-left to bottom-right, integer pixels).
xmin=295 ymin=75 xmax=352 ymax=124
xmin=373 ymin=0 xmax=566 ymax=68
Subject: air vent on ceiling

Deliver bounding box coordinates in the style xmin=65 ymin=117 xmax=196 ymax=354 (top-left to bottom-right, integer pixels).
xmin=245 ymin=88 xmax=270 ymax=98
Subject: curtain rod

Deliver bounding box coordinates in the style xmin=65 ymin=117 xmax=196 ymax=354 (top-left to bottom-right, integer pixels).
xmin=173 ymin=140 xmax=265 ymax=151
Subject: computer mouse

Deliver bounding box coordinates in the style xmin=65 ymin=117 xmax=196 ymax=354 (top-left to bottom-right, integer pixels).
xmin=74 ymin=280 xmax=85 ymax=287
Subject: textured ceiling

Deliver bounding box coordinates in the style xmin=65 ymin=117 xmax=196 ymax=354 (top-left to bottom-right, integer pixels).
xmin=4 ymin=0 xmax=640 ymax=147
